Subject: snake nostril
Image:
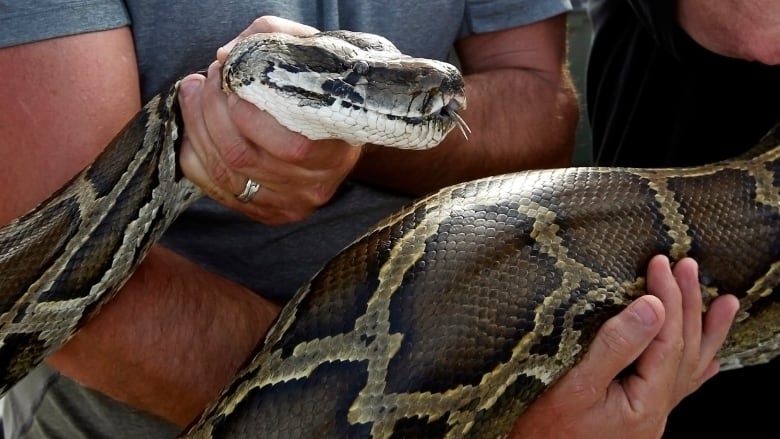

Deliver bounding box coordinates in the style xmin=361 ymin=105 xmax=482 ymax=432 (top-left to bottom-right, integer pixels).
xmin=353 ymin=60 xmax=370 ymax=75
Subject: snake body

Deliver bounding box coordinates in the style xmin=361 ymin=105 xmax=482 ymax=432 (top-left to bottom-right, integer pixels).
xmin=1 ymin=30 xmax=780 ymax=438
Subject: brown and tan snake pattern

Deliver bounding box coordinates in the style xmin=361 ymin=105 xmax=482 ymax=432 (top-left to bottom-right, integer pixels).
xmin=1 ymin=31 xmax=780 ymax=438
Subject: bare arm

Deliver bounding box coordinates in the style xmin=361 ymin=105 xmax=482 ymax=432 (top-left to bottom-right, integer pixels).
xmin=201 ymin=15 xmax=578 ymax=200
xmin=49 ymin=246 xmax=278 ymax=426
xmin=0 ymin=29 xmax=140 ymax=218
xmin=0 ymin=29 xmax=280 ymax=427
xmin=352 ymin=14 xmax=579 ymax=195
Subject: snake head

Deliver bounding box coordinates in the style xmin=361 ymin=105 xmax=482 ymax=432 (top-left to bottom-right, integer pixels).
xmin=222 ymin=31 xmax=467 ymax=150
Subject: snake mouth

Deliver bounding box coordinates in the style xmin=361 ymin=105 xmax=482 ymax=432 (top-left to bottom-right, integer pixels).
xmin=393 ymin=93 xmax=468 ymax=141
xmin=222 ymin=32 xmax=469 ymax=149
xmin=439 ymin=97 xmax=470 ymax=140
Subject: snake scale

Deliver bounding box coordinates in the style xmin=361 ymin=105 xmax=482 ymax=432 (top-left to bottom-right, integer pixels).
xmin=1 ymin=30 xmax=780 ymax=438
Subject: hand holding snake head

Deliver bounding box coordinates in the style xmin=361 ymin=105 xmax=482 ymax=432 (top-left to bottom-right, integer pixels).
xmin=177 ymin=16 xmax=466 ymax=225
xmin=222 ymin=30 xmax=468 ymax=148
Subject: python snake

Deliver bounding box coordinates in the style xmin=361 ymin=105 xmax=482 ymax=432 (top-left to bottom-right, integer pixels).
xmin=1 ymin=30 xmax=780 ymax=438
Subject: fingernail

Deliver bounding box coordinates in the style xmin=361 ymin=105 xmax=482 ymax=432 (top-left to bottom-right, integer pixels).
xmin=632 ymin=298 xmax=658 ymax=326
xmin=218 ymin=38 xmax=239 ymax=60
xmin=178 ymin=78 xmax=202 ymax=98
xmin=207 ymin=61 xmax=222 ymax=77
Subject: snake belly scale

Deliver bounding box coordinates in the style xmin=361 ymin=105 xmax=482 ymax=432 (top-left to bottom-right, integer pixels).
xmin=1 ymin=30 xmax=780 ymax=438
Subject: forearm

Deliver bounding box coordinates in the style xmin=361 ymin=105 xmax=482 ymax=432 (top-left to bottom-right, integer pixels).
xmin=352 ymin=67 xmax=578 ymax=196
xmin=46 ymin=245 xmax=280 ymax=427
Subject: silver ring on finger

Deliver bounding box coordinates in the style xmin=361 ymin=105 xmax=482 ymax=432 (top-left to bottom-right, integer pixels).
xmin=235 ymin=178 xmax=261 ymax=203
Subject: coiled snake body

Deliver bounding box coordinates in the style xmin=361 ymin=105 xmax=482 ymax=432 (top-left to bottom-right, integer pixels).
xmin=1 ymin=31 xmax=780 ymax=438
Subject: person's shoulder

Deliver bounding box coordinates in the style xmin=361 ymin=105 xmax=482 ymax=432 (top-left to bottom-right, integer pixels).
xmin=0 ymin=0 xmax=129 ymax=49
xmin=462 ymin=0 xmax=572 ymax=34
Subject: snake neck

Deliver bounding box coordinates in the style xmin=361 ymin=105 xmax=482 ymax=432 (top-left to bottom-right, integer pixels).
xmin=0 ymin=84 xmax=200 ymax=393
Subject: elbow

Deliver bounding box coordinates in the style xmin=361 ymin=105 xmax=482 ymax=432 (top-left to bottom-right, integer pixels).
xmin=547 ymin=73 xmax=580 ymax=167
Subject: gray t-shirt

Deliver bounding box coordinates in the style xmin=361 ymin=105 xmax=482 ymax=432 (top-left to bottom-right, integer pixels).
xmin=0 ymin=0 xmax=572 ymax=437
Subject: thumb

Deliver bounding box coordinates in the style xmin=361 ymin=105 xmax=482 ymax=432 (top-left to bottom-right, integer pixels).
xmin=573 ymin=296 xmax=665 ymax=389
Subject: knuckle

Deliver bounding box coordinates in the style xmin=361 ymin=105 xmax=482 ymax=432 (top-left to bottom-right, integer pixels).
xmin=294 ymin=177 xmax=340 ymax=208
xmin=208 ymin=161 xmax=233 ymax=188
xmin=244 ymin=202 xmax=291 ymax=226
xmin=282 ymin=134 xmax=317 ymax=165
xmin=221 ymin=137 xmax=253 ymax=169
xmin=304 ymin=184 xmax=336 ymax=207
xmin=336 ymin=143 xmax=363 ymax=170
xmin=670 ymin=338 xmax=685 ymax=358
xmin=254 ymin=199 xmax=315 ymax=225
xmin=688 ymin=374 xmax=704 ymax=393
xmin=247 ymin=210 xmax=282 ymax=226
xmin=230 ymin=97 xmax=261 ymax=126
xmin=250 ymin=16 xmax=277 ymax=33
xmin=559 ymin=368 xmax=598 ymax=401
xmin=598 ymin=320 xmax=633 ymax=355
xmin=273 ymin=204 xmax=314 ymax=224
xmin=283 ymin=209 xmax=312 ymax=224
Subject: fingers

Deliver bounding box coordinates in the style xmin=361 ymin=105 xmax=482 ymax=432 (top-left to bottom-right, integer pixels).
xmin=697 ymin=293 xmax=739 ymax=381
xmin=567 ymin=295 xmax=665 ymax=394
xmin=177 ymin=60 xmax=362 ymax=225
xmin=507 ymin=296 xmax=665 ymax=438
xmin=675 ymin=258 xmax=704 ymax=358
xmin=655 ymin=257 xmax=736 ymax=393
xmin=623 ymin=255 xmax=688 ymax=413
xmin=627 ymin=255 xmax=738 ymax=412
xmin=177 ymin=15 xmax=361 ymax=225
xmin=511 ymin=256 xmax=739 ymax=439
xmin=179 ymin=71 xmax=247 ymax=200
xmin=217 ymin=16 xmax=319 ymax=62
xmin=628 ymin=256 xmax=684 ymax=390
xmin=178 ymin=71 xmax=258 ymax=214
xmin=672 ymin=257 xmax=712 ymax=393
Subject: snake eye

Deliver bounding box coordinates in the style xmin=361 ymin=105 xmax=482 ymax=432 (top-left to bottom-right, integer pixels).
xmin=353 ymin=60 xmax=370 ymax=75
